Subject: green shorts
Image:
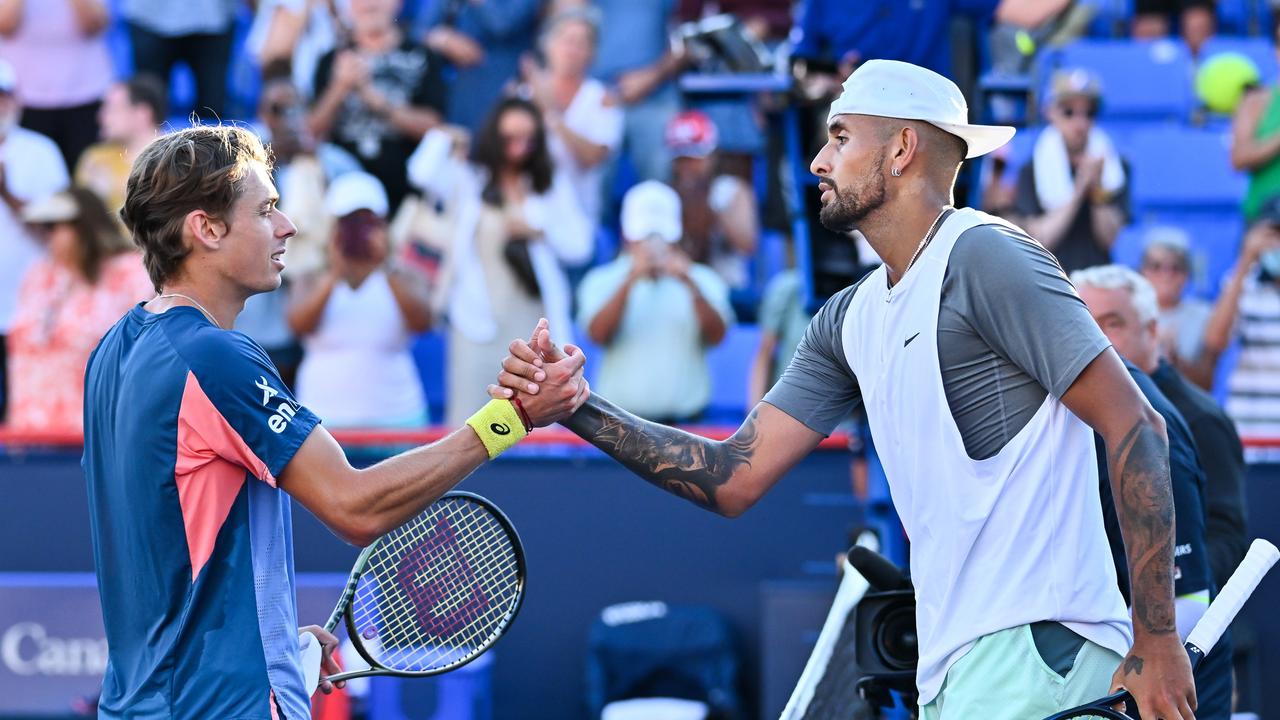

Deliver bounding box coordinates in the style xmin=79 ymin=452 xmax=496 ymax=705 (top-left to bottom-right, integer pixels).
xmin=920 ymin=623 xmax=1123 ymax=720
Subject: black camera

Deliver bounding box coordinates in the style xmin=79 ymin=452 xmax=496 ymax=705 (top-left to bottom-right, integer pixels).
xmin=848 ymin=547 xmax=920 ymax=709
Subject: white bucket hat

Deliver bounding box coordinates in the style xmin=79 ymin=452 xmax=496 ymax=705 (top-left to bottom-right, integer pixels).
xmin=827 ymin=59 xmax=1015 ymax=159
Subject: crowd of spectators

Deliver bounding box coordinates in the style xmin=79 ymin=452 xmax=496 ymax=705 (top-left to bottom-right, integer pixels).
xmin=0 ymin=0 xmax=1277 ymax=443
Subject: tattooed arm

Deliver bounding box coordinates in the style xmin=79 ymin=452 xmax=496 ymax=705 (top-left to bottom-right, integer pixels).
xmin=562 ymin=396 xmax=822 ymax=517
xmin=1062 ymin=348 xmax=1197 ymax=720
xmin=488 ymin=325 xmax=824 ymax=517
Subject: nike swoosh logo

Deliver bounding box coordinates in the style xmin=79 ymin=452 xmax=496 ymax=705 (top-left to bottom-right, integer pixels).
xmin=904 ymin=332 xmax=920 ymax=347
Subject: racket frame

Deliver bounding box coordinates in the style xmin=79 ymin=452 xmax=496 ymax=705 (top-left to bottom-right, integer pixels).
xmin=321 ymin=490 xmax=527 ymax=683
xmin=1042 ymin=538 xmax=1278 ymax=720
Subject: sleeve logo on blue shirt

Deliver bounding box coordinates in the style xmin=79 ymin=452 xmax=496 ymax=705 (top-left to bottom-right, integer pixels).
xmin=257 ymin=376 xmax=280 ymax=406
xmin=257 ymin=375 xmax=299 ymax=434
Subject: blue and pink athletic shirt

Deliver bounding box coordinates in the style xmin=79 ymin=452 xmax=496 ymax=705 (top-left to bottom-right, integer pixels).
xmin=83 ymin=303 xmax=321 ymax=719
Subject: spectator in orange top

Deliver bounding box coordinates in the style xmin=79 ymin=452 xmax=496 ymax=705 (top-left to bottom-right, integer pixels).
xmin=7 ymin=188 xmax=152 ymax=432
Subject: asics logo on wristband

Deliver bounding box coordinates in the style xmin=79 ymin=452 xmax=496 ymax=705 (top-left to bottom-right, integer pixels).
xmin=490 ymin=423 xmax=511 ymax=436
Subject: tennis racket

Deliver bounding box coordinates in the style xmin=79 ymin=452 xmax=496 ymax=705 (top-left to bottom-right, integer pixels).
xmin=780 ymin=534 xmax=877 ymax=720
xmin=1043 ymin=538 xmax=1280 ymax=720
xmin=306 ymin=491 xmax=526 ymax=690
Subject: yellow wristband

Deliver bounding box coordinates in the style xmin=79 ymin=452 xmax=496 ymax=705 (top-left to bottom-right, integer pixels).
xmin=466 ymin=399 xmax=528 ymax=459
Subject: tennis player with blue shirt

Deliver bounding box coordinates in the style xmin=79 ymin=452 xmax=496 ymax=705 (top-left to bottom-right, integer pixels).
xmin=81 ymin=126 xmax=589 ymax=719
xmin=495 ymin=61 xmax=1198 ymax=719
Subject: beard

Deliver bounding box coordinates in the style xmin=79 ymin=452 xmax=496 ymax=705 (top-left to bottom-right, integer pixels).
xmin=818 ymin=150 xmax=887 ymax=234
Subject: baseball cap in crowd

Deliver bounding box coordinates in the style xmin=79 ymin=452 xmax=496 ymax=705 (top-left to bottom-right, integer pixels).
xmin=325 ymin=171 xmax=389 ymax=218
xmin=0 ymin=60 xmax=16 ymax=95
xmin=22 ymin=191 xmax=78 ymax=224
xmin=1048 ymin=68 xmax=1103 ymax=105
xmin=1141 ymin=225 xmax=1193 ymax=265
xmin=621 ymin=180 xmax=682 ymax=243
xmin=665 ymin=110 xmax=718 ymax=159
xmin=827 ymin=59 xmax=1014 ymax=159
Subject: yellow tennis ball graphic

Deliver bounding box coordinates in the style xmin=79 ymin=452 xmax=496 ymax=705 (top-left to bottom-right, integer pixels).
xmin=1015 ymin=31 xmax=1036 ymax=57
xmin=1197 ymin=52 xmax=1261 ymax=114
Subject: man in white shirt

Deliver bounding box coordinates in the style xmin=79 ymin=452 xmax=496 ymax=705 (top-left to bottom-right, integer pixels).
xmin=576 ymin=181 xmax=732 ymax=424
xmin=496 ymin=60 xmax=1196 ymax=719
xmin=0 ymin=59 xmax=70 ymax=420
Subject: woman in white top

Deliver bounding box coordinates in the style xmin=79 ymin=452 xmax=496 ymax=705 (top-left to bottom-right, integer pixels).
xmin=408 ymin=97 xmax=592 ymax=426
xmin=287 ymin=171 xmax=433 ymax=427
xmin=0 ymin=0 xmax=113 ymax=170
xmin=522 ymin=7 xmax=623 ymax=225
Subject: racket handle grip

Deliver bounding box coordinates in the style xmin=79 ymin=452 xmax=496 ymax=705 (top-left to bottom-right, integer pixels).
xmin=1186 ymin=539 xmax=1280 ymax=656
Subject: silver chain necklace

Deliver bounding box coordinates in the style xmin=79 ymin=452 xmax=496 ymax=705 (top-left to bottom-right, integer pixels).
xmin=156 ymin=292 xmax=221 ymax=329
xmin=886 ymin=207 xmax=951 ymax=303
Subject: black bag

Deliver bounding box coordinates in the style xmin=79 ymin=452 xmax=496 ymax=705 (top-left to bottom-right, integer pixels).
xmin=503 ymin=237 xmax=541 ymax=298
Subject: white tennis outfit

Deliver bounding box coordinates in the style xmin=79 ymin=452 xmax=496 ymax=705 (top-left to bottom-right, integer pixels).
xmin=840 ymin=208 xmax=1133 ymax=703
xmin=296 ymin=270 xmax=427 ymax=427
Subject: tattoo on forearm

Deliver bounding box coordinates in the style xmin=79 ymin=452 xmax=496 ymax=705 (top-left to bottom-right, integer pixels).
xmin=564 ymin=395 xmax=760 ymax=513
xmin=1110 ymin=420 xmax=1178 ymax=636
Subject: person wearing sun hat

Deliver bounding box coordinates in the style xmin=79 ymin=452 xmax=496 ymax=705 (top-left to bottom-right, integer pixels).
xmin=287 ymin=171 xmax=434 ymax=428
xmin=489 ymin=59 xmax=1195 ymax=720
xmin=1014 ymin=67 xmax=1129 ymax=274
xmin=664 ymin=110 xmax=759 ymax=292
xmin=574 ymin=180 xmax=732 ymax=424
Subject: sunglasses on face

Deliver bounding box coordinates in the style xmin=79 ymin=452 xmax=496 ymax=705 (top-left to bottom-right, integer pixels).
xmin=1058 ymin=104 xmax=1097 ymax=119
xmin=268 ymin=100 xmax=301 ymax=118
xmin=31 ymin=221 xmax=67 ymax=234
xmin=1142 ymin=260 xmax=1187 ymax=274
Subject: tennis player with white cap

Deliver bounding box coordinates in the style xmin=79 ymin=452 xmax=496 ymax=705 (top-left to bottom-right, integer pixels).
xmin=492 ymin=60 xmax=1196 ymax=719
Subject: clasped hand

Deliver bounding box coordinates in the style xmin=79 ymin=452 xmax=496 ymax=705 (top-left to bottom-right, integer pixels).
xmin=490 ymin=319 xmax=589 ymax=426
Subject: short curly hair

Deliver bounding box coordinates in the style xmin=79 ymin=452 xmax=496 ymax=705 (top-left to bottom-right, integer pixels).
xmin=120 ymin=126 xmax=272 ymax=290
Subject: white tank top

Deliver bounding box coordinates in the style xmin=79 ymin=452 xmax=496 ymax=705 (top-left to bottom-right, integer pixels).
xmin=297 ymin=270 xmax=427 ymax=427
xmin=841 ymin=208 xmax=1132 ymax=703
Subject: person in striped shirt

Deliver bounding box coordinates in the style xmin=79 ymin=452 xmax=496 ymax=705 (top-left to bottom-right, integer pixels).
xmin=1204 ymin=195 xmax=1280 ymax=438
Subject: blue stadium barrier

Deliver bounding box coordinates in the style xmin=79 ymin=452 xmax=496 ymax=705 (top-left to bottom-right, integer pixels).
xmin=411 ymin=331 xmax=448 ymax=423
xmin=704 ymin=324 xmax=760 ymax=424
xmin=1080 ymin=0 xmax=1272 ymax=37
xmin=971 ymin=123 xmax=1038 ymax=210
xmin=1043 ymin=39 xmax=1195 ymax=123
xmin=1217 ymin=0 xmax=1274 ymax=36
xmin=1112 ymin=214 xmax=1244 ymax=300
xmin=1129 ymin=125 xmax=1246 ymax=214
xmin=367 ymin=653 xmax=494 ymax=720
xmin=1079 ymin=0 xmax=1134 ymax=37
xmin=756 ymin=229 xmax=789 ymax=288
xmin=1199 ymin=35 xmax=1280 ymax=85
xmin=227 ymin=3 xmax=262 ymax=121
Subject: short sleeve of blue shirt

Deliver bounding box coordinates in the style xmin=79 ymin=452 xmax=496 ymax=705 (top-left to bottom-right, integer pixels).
xmin=169 ymin=324 xmax=321 ymax=480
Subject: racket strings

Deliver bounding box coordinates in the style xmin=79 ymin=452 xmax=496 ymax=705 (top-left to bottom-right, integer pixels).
xmin=354 ymin=510 xmax=518 ymax=670
xmin=357 ymin=512 xmax=516 ymax=664
xmin=348 ymin=498 xmax=521 ymax=673
xmin=362 ymin=522 xmax=518 ymax=654
xmin=364 ymin=513 xmax=517 ymax=631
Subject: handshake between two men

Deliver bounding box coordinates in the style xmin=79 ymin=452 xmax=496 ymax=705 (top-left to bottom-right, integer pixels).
xmin=489 ymin=318 xmax=592 ymax=430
